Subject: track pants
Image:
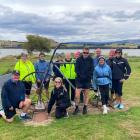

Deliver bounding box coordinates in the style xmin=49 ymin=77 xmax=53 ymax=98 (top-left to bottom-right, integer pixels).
xmin=55 ymin=107 xmax=67 ymax=119
xmin=99 ymin=84 xmax=109 ymax=105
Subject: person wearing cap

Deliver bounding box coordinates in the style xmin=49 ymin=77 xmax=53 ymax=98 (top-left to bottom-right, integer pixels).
xmin=1 ymin=70 xmax=32 ymax=122
xmin=14 ymin=53 xmax=36 ymax=96
xmin=93 ymin=56 xmax=112 ymax=114
xmin=34 ymin=52 xmax=52 ymax=100
xmin=112 ymin=48 xmax=131 ymax=109
xmin=73 ymin=47 xmax=93 ymax=115
xmin=47 ymin=77 xmax=71 ymax=119
xmin=106 ymin=49 xmax=116 ymax=102
xmin=93 ymin=48 xmax=102 ymax=69
xmin=60 ymin=52 xmax=76 ymax=105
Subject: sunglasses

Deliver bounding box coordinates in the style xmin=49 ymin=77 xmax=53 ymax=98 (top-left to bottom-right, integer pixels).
xmin=83 ymin=52 xmax=89 ymax=54
xmin=55 ymin=81 xmax=61 ymax=84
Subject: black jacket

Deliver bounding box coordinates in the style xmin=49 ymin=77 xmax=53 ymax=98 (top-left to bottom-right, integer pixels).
xmin=53 ymin=60 xmax=63 ymax=78
xmin=112 ymin=57 xmax=131 ymax=80
xmin=47 ymin=86 xmax=71 ymax=113
xmin=106 ymin=58 xmax=114 ymax=70
xmin=75 ymin=55 xmax=93 ymax=82
xmin=1 ymin=79 xmax=25 ymax=109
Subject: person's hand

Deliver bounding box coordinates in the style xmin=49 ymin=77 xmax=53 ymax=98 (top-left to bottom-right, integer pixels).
xmin=9 ymin=106 xmax=14 ymax=111
xmin=120 ymin=79 xmax=125 ymax=83
xmin=19 ymin=101 xmax=24 ymax=109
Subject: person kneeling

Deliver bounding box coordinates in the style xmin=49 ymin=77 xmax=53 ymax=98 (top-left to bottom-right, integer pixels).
xmin=1 ymin=70 xmax=32 ymax=123
xmin=47 ymin=77 xmax=71 ymax=119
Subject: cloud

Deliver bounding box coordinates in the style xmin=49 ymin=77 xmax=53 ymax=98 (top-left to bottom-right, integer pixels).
xmin=0 ymin=1 xmax=140 ymax=42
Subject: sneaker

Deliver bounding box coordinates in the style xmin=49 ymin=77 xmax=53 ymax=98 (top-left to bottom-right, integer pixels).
xmin=71 ymin=101 xmax=76 ymax=107
xmin=73 ymin=106 xmax=80 ymax=115
xmin=103 ymin=105 xmax=108 ymax=115
xmin=83 ymin=106 xmax=87 ymax=115
xmin=0 ymin=110 xmax=5 ymax=118
xmin=119 ymin=104 xmax=124 ymax=109
xmin=114 ymin=103 xmax=120 ymax=109
xmin=19 ymin=114 xmax=32 ymax=121
xmin=64 ymin=112 xmax=69 ymax=118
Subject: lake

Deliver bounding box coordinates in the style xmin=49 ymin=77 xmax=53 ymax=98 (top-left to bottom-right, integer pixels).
xmin=0 ymin=48 xmax=140 ymax=58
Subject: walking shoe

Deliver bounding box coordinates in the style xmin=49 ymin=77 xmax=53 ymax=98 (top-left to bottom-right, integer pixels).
xmin=64 ymin=112 xmax=69 ymax=118
xmin=114 ymin=103 xmax=120 ymax=109
xmin=19 ymin=114 xmax=32 ymax=121
xmin=0 ymin=110 xmax=5 ymax=118
xmin=103 ymin=105 xmax=108 ymax=115
xmin=73 ymin=106 xmax=80 ymax=115
xmin=119 ymin=104 xmax=124 ymax=109
xmin=83 ymin=105 xmax=87 ymax=115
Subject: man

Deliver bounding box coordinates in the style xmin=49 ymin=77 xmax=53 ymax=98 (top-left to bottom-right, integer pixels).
xmin=93 ymin=48 xmax=102 ymax=69
xmin=112 ymin=48 xmax=131 ymax=109
xmin=34 ymin=52 xmax=52 ymax=100
xmin=1 ymin=70 xmax=31 ymax=122
xmin=73 ymin=47 xmax=93 ymax=115
xmin=60 ymin=52 xmax=76 ymax=105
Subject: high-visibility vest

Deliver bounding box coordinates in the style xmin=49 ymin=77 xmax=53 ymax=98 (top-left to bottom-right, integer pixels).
xmin=14 ymin=59 xmax=36 ymax=83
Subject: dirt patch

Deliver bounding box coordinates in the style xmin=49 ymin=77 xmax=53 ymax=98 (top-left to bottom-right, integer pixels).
xmin=24 ymin=117 xmax=54 ymax=126
xmin=21 ymin=98 xmax=140 ymax=126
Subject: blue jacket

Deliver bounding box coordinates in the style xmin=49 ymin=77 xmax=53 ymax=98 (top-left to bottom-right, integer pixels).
xmin=34 ymin=60 xmax=52 ymax=81
xmin=1 ymin=79 xmax=25 ymax=109
xmin=93 ymin=63 xmax=112 ymax=90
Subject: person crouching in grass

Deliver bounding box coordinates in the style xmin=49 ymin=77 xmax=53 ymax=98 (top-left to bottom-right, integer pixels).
xmin=1 ymin=70 xmax=32 ymax=123
xmin=93 ymin=56 xmax=112 ymax=114
xmin=47 ymin=77 xmax=71 ymax=119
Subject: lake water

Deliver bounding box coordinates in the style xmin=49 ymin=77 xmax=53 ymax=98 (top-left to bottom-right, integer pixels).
xmin=0 ymin=48 xmax=140 ymax=58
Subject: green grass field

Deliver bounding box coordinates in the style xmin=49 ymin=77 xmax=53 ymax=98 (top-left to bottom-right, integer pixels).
xmin=0 ymin=56 xmax=140 ymax=140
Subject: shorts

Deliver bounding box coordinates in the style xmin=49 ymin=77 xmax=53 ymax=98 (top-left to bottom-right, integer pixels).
xmin=23 ymin=81 xmax=32 ymax=95
xmin=112 ymin=79 xmax=123 ymax=96
xmin=36 ymin=80 xmax=50 ymax=90
xmin=76 ymin=79 xmax=91 ymax=89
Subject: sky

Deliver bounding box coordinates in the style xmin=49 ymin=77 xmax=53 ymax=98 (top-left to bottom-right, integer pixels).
xmin=0 ymin=0 xmax=140 ymax=42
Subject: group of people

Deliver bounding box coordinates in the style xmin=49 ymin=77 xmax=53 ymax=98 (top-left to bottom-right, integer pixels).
xmin=0 ymin=47 xmax=131 ymax=122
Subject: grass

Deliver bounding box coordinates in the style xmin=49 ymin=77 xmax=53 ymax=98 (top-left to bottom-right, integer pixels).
xmin=0 ymin=56 xmax=140 ymax=140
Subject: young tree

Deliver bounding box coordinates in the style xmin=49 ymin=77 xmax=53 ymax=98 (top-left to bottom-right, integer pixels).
xmin=23 ymin=35 xmax=57 ymax=53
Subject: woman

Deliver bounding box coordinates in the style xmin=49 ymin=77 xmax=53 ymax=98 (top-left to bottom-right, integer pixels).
xmin=14 ymin=53 xmax=36 ymax=96
xmin=47 ymin=77 xmax=71 ymax=119
xmin=93 ymin=56 xmax=112 ymax=114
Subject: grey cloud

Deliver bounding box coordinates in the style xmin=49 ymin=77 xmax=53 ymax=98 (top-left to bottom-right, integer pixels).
xmin=0 ymin=4 xmax=140 ymax=41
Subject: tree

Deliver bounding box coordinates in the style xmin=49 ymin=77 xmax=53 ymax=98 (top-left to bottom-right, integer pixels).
xmin=23 ymin=35 xmax=57 ymax=53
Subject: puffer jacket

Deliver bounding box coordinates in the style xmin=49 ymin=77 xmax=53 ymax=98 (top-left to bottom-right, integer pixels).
xmin=93 ymin=63 xmax=112 ymax=90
